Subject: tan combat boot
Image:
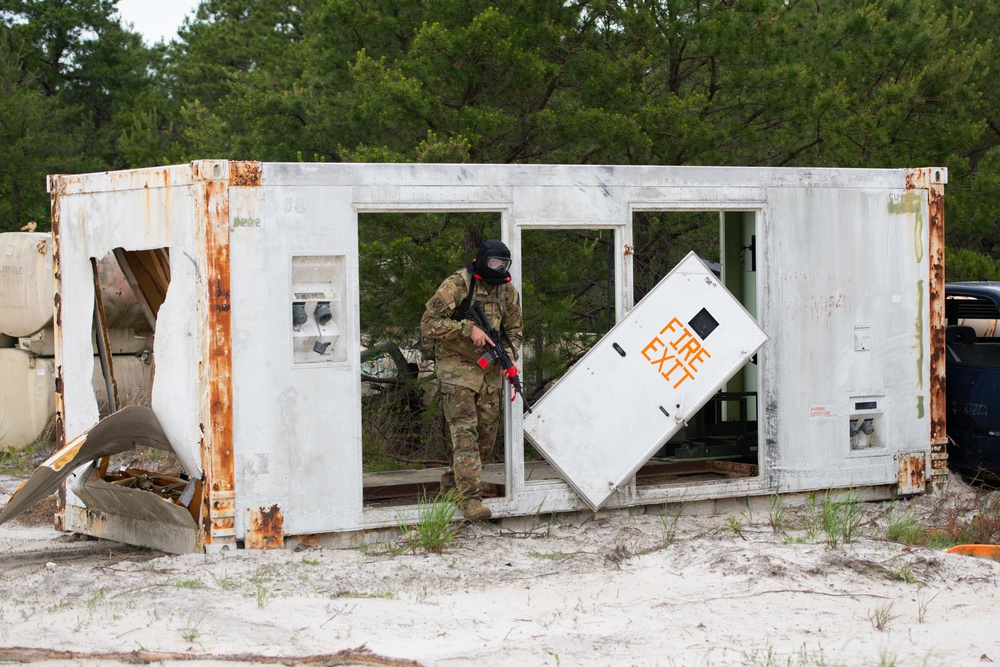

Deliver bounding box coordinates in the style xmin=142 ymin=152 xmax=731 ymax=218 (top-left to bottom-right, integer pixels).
xmin=461 ymin=498 xmax=492 ymax=522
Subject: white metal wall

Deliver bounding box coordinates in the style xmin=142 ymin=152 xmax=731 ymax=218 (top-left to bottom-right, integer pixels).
xmin=50 ymin=162 xmax=937 ymax=542
xmin=51 ymin=166 xmax=205 ymax=534
xmin=761 ymin=185 xmax=931 ymax=491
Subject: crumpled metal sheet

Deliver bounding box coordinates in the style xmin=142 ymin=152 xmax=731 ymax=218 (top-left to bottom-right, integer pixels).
xmin=0 ymin=406 xmax=174 ymax=525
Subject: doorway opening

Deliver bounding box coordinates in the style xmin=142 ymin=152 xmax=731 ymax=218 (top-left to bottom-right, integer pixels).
xmin=356 ymin=211 xmax=506 ymax=509
xmin=520 ymin=228 xmax=617 ymax=484
xmin=633 ymin=210 xmax=760 ymax=488
xmin=518 ymin=212 xmax=761 ymax=494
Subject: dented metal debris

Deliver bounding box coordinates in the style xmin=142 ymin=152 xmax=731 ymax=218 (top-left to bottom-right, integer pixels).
xmin=0 ymin=407 xmax=175 ymax=525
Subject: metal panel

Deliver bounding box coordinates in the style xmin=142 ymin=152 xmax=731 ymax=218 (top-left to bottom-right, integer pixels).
xmin=759 ymin=181 xmax=934 ymax=492
xmin=228 ymin=180 xmax=364 ymax=536
xmin=262 ymin=163 xmax=909 ymax=190
xmin=66 ymin=503 xmax=198 ymax=555
xmin=908 ymin=169 xmax=949 ymax=491
xmin=245 ymin=505 xmax=284 ymax=549
xmin=897 ymin=452 xmax=926 ymax=495
xmin=524 ymin=252 xmax=768 ymax=510
xmin=0 ymin=406 xmax=174 ymax=525
xmin=49 ymin=163 xmax=201 ymax=474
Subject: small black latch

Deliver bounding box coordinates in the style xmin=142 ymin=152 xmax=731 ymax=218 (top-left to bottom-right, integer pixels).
xmin=612 ymin=343 xmax=626 ymax=357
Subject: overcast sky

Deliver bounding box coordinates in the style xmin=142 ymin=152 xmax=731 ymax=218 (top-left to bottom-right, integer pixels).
xmin=116 ymin=0 xmax=201 ymax=45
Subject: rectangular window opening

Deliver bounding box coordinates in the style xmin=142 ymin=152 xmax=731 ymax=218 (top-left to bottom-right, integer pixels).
xmin=521 ymin=228 xmax=617 ymax=483
xmin=633 ymin=210 xmax=761 ymax=488
xmin=357 ymin=212 xmax=506 ymax=510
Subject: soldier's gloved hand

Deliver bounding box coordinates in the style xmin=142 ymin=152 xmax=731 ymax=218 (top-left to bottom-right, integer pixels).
xmin=471 ymin=325 xmax=495 ymax=347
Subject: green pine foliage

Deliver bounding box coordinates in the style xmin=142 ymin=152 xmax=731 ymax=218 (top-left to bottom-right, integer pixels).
xmin=0 ymin=0 xmax=995 ymax=276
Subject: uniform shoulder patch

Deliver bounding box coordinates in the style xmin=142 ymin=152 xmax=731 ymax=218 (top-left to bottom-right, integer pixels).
xmin=426 ymin=287 xmax=456 ymax=313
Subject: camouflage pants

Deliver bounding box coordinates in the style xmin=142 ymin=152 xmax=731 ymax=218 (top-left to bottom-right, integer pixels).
xmin=440 ymin=379 xmax=501 ymax=499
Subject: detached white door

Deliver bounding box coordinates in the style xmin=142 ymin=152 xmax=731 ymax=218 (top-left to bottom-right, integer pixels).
xmin=523 ymin=252 xmax=769 ymax=510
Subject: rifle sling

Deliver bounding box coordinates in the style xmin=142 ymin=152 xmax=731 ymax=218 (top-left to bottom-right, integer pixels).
xmin=452 ymin=273 xmax=509 ymax=334
xmin=451 ymin=272 xmax=476 ymax=322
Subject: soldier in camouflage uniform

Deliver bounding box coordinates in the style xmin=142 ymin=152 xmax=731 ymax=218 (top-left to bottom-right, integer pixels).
xmin=421 ymin=240 xmax=523 ymax=522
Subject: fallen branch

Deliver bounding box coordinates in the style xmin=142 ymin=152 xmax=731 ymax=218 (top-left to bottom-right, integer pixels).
xmin=696 ymin=588 xmax=889 ymax=602
xmin=0 ymin=645 xmax=423 ymax=667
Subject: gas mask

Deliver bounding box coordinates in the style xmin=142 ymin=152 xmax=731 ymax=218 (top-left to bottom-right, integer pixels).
xmin=471 ymin=239 xmax=512 ymax=285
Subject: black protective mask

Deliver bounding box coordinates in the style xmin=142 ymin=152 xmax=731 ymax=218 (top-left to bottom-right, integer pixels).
xmin=470 ymin=239 xmax=512 ymax=286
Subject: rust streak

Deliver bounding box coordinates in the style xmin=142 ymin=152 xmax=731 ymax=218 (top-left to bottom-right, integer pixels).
xmin=50 ymin=195 xmax=62 ymax=329
xmin=229 ymin=161 xmax=262 ymax=187
xmin=906 ymin=168 xmax=948 ymax=489
xmin=50 ymin=179 xmax=67 ymax=526
xmin=927 ymin=180 xmax=947 ymax=487
xmin=247 ymin=505 xmax=284 ymax=550
xmin=198 ymin=173 xmax=236 ymax=547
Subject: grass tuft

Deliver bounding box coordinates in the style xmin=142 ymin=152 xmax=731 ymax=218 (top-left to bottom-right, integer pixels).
xmin=248 ymin=565 xmax=274 ymax=608
xmin=397 ymin=489 xmax=460 ymax=554
xmin=868 ymin=599 xmax=897 ymax=631
xmin=768 ymin=488 xmax=788 ymax=534
xmin=529 ymin=550 xmax=575 ymax=560
xmin=819 ymin=491 xmax=864 ymax=548
xmin=883 ymin=508 xmax=925 ymax=545
xmin=0 ymin=441 xmax=49 ymax=476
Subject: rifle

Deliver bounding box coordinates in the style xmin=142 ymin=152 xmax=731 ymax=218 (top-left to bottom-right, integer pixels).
xmin=467 ymin=303 xmax=533 ymax=414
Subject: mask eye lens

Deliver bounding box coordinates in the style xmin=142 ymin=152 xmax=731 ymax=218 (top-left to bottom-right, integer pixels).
xmin=486 ymin=257 xmax=511 ymax=271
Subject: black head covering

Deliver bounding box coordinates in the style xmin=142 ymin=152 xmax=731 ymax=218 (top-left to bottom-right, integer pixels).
xmin=468 ymin=239 xmax=512 ymax=286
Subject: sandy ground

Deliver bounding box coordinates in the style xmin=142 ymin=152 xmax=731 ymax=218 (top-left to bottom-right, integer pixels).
xmin=1 ymin=474 xmax=999 ymax=667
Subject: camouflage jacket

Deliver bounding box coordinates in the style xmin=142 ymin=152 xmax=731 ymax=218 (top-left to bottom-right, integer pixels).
xmin=421 ymin=268 xmax=523 ymax=390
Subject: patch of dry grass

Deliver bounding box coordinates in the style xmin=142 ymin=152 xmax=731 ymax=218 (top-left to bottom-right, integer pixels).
xmin=10 ymin=494 xmax=58 ymax=527
xmin=874 ymin=474 xmax=1000 ymax=549
xmin=361 ymin=383 xmax=452 ymax=473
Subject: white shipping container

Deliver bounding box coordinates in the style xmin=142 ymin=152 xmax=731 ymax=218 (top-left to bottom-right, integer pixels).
xmin=0 ymin=162 xmax=944 ymax=553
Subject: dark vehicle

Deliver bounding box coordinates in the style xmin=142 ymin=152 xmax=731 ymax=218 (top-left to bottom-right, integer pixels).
xmin=945 ymin=282 xmax=1000 ymax=482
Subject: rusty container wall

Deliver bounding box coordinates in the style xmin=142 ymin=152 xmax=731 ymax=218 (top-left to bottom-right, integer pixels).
xmin=758 ymin=173 xmax=938 ymax=494
xmin=47 ymin=162 xmax=942 ymax=552
xmin=48 ymin=164 xmax=208 ymax=544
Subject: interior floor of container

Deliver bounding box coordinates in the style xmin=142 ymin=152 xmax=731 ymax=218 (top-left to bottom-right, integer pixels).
xmin=361 ymin=457 xmax=758 ymax=509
